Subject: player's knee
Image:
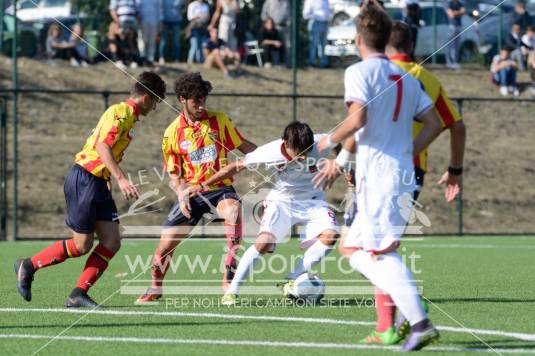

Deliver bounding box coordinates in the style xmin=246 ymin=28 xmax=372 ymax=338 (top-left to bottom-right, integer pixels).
xmin=105 ymin=239 xmax=121 ymax=253
xmin=75 ymin=239 xmax=94 ymax=255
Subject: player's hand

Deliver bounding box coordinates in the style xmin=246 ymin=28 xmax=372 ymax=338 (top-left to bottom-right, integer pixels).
xmin=178 ymin=188 xmax=192 ymax=219
xmin=438 ymin=171 xmax=462 ymax=203
xmin=117 ymin=176 xmax=140 ymax=200
xmin=313 ymin=159 xmax=343 ymax=190
xmin=316 ymin=135 xmax=330 ymax=153
xmin=186 ymin=184 xmax=203 ymax=197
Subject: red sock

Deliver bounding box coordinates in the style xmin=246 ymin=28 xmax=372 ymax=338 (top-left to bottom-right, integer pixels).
xmin=75 ymin=244 xmax=115 ymax=292
xmin=150 ymin=251 xmax=174 ymax=289
xmin=224 ymin=220 xmax=242 ymax=268
xmin=375 ymin=287 xmax=396 ymax=332
xmin=31 ymin=239 xmax=81 ymax=271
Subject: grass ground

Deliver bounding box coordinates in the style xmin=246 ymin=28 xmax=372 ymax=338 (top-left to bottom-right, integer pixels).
xmin=1 ymin=236 xmax=534 ymax=355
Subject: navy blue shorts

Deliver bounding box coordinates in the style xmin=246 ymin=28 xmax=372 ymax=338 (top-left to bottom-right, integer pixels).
xmin=163 ymin=186 xmax=240 ymax=227
xmin=64 ymin=164 xmax=118 ymax=234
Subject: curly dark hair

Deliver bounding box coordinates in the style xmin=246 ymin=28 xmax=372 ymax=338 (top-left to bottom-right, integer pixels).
xmin=132 ymin=71 xmax=166 ymax=100
xmin=174 ymin=72 xmax=213 ymax=100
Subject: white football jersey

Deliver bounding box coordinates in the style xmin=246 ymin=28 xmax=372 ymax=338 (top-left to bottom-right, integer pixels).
xmin=243 ymin=134 xmax=330 ymax=200
xmin=344 ymin=55 xmax=432 ymax=194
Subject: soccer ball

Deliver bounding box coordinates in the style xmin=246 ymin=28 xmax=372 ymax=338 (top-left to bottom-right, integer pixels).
xmin=289 ymin=273 xmax=325 ymax=304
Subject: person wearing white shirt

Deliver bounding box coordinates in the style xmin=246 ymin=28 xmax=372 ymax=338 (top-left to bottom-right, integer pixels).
xmin=315 ymin=4 xmax=442 ymax=351
xmin=303 ymin=0 xmax=330 ymax=67
xmin=187 ymin=0 xmax=210 ymax=63
xmin=187 ymin=122 xmax=340 ymax=306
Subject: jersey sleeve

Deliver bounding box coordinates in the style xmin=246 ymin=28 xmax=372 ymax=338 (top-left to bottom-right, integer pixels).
xmin=221 ymin=115 xmax=244 ymax=151
xmin=243 ymin=140 xmax=285 ymax=168
xmin=434 ymin=86 xmax=462 ymax=128
xmin=162 ymin=127 xmax=182 ymax=175
xmin=96 ymin=106 xmax=125 ymax=148
xmin=344 ymin=66 xmax=371 ymax=106
xmin=414 ymin=87 xmax=433 ymax=120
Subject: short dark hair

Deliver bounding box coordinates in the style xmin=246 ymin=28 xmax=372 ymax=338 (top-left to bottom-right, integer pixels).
xmin=174 ymin=72 xmax=213 ymax=100
xmin=527 ymin=25 xmax=535 ymax=32
xmin=132 ymin=71 xmax=166 ymax=100
xmin=389 ymin=21 xmax=413 ymax=53
xmin=356 ymin=4 xmax=392 ymax=51
xmin=282 ymin=121 xmax=315 ymax=154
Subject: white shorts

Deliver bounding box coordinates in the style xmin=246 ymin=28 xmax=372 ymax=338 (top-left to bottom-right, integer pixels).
xmin=259 ymin=194 xmax=339 ymax=249
xmin=343 ymin=187 xmax=414 ymax=252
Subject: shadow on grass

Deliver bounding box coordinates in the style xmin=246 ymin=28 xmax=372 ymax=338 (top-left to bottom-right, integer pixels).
xmin=451 ymin=339 xmax=535 ymax=350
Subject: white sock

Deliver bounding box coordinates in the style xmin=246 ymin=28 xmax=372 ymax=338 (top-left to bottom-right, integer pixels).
xmin=287 ymin=241 xmax=333 ymax=280
xmin=226 ymin=245 xmax=261 ymax=295
xmin=349 ymin=250 xmax=426 ymax=325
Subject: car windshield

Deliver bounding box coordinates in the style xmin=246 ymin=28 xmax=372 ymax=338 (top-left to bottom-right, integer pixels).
xmin=46 ymin=0 xmax=68 ymax=6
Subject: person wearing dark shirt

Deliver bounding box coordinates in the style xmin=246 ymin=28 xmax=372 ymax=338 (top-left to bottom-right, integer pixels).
xmin=446 ymin=0 xmax=465 ymax=69
xmin=203 ymin=27 xmax=241 ymax=78
xmin=259 ymin=18 xmax=282 ymax=67
xmin=513 ymin=1 xmax=532 ymax=33
xmin=506 ymin=22 xmax=527 ymax=70
xmin=402 ymin=0 xmax=420 ymax=59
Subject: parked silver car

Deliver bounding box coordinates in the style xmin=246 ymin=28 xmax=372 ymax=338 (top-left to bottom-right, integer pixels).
xmin=325 ymin=2 xmax=482 ymax=62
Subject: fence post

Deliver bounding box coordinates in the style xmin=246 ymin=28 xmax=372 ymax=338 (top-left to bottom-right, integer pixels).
xmin=0 ymin=97 xmax=6 ymax=241
xmin=11 ymin=0 xmax=18 ymax=242
xmin=432 ymin=0 xmax=437 ymax=64
xmin=102 ymin=91 xmax=110 ymax=110
xmin=457 ymin=99 xmax=464 ymax=236
xmin=291 ymin=0 xmax=298 ymax=123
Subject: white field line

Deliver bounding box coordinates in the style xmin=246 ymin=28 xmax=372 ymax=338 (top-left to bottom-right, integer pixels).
xmin=1 ymin=308 xmax=534 ymax=342
xmin=0 ymin=333 xmax=534 ymax=354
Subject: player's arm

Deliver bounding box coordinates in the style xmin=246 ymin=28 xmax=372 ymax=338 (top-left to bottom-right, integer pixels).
xmin=413 ymin=108 xmax=442 ymax=156
xmin=313 ymin=136 xmax=355 ymax=190
xmin=317 ymin=102 xmax=367 ymax=152
xmin=237 ymin=139 xmax=257 ymax=154
xmin=95 ymin=142 xmax=140 ymax=200
xmin=187 ymin=160 xmax=246 ymax=197
xmin=437 ymin=120 xmax=466 ymax=203
xmin=168 ymin=172 xmax=194 ymax=219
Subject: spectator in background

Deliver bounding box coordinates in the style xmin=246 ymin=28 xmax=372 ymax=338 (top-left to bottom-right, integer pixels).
xmin=137 ymin=0 xmax=161 ymax=66
xmin=303 ymin=0 xmax=330 ymax=68
xmin=402 ymin=0 xmax=420 ymax=59
xmin=491 ymin=46 xmax=520 ymax=97
xmin=108 ymin=21 xmax=141 ymax=69
xmin=261 ymin=0 xmax=291 ymax=67
xmin=203 ymin=27 xmax=241 ymax=78
xmin=446 ymin=0 xmax=465 ymax=70
xmin=522 ymin=25 xmax=535 ymax=51
xmin=528 ymin=50 xmax=535 ymax=95
xmin=513 ymin=0 xmax=532 ymax=34
xmin=187 ymin=0 xmax=210 ymax=63
xmin=506 ymin=22 xmax=526 ymax=70
xmin=159 ymin=0 xmax=185 ymax=65
xmin=259 ymin=17 xmax=282 ymax=67
xmin=109 ymin=0 xmax=139 ymax=67
xmin=68 ymin=23 xmax=89 ymax=67
xmin=46 ymin=24 xmax=83 ymax=67
xmin=209 ymin=0 xmax=240 ymax=51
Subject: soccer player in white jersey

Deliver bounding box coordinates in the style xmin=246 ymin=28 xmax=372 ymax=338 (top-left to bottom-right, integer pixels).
xmin=186 ymin=122 xmax=340 ymax=306
xmin=315 ymin=3 xmax=443 ymax=352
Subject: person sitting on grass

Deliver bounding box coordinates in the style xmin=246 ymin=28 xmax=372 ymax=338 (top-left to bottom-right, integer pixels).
xmin=491 ymin=46 xmax=520 ymax=97
xmin=107 ymin=21 xmax=141 ymax=70
xmin=203 ymin=27 xmax=241 ymax=78
xmin=46 ymin=23 xmax=83 ymax=67
xmin=67 ymin=23 xmax=90 ymax=67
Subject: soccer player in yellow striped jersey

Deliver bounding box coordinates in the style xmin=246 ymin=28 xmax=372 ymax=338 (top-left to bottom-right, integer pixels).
xmin=137 ymin=72 xmax=257 ymax=304
xmin=387 ymin=21 xmax=466 ymax=203
xmin=14 ymin=72 xmax=166 ymax=308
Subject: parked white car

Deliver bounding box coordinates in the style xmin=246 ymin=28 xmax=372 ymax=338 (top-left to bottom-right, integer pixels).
xmin=326 ymin=2 xmax=482 ymax=62
xmin=6 ymin=0 xmax=72 ymax=23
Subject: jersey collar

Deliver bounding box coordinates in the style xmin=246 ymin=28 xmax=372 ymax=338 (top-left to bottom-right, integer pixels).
xmin=125 ymin=99 xmax=140 ymax=120
xmin=366 ymin=53 xmax=389 ymax=61
xmin=180 ymin=110 xmax=209 ymax=128
xmin=389 ymin=54 xmax=412 ymax=63
xmin=280 ymin=143 xmax=293 ymax=161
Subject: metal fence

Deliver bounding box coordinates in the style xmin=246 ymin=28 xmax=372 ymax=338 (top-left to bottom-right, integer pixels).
xmin=0 ymin=88 xmax=534 ymax=240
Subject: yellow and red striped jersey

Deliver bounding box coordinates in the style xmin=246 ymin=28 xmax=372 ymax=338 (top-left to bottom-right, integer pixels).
xmin=74 ymin=100 xmax=139 ymax=180
xmin=162 ymin=110 xmax=244 ymax=190
xmin=391 ymin=54 xmax=463 ymax=172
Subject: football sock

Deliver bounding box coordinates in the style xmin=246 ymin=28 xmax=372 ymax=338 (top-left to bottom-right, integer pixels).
xmin=31 ymin=239 xmax=82 ymax=271
xmin=349 ymin=250 xmax=427 ymax=326
xmin=224 ymin=221 xmax=242 ymax=269
xmin=151 ymin=251 xmax=173 ymax=290
xmin=75 ymin=244 xmax=115 ymax=292
xmin=287 ymin=240 xmax=333 ymax=280
xmin=226 ymin=245 xmax=261 ymax=295
xmin=375 ymin=287 xmax=396 ymax=332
